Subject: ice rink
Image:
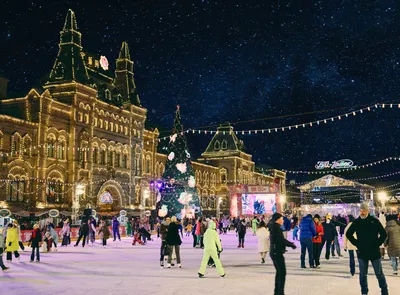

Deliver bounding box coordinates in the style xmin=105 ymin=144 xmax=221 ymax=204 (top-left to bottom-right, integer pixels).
xmin=1 ymin=231 xmax=398 ymax=295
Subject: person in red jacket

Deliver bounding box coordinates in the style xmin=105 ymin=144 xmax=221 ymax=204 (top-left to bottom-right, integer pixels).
xmin=312 ymin=214 xmax=324 ymax=269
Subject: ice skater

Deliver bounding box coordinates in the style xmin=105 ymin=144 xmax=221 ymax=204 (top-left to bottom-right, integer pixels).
xmin=28 ymin=224 xmax=42 ymax=262
xmin=112 ymin=217 xmax=121 ymax=241
xmin=256 ymin=220 xmax=270 ymax=264
xmin=98 ymin=220 xmax=111 ymax=248
xmin=0 ymin=227 xmax=9 ymax=270
xmin=198 ymin=220 xmax=225 ymax=278
xmin=5 ymin=223 xmax=20 ymax=262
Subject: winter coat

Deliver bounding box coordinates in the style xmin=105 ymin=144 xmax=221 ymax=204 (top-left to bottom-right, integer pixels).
xmin=312 ymin=222 xmax=324 ymax=244
xmin=98 ymin=224 xmax=111 ymax=239
xmin=49 ymin=227 xmax=59 ymax=244
xmin=237 ymin=221 xmax=247 ymax=234
xmin=112 ymin=219 xmax=120 ymax=230
xmin=29 ymin=229 xmax=43 ymax=248
xmin=343 ymin=222 xmax=357 ymax=251
xmin=282 ymin=216 xmax=291 ymax=232
xmin=385 ymin=220 xmax=400 ymax=257
xmin=256 ymin=227 xmax=270 ymax=253
xmin=322 ymin=221 xmax=335 ymax=240
xmin=200 ymin=221 xmax=207 ymax=235
xmin=299 ymin=215 xmax=316 ymax=239
xmin=203 ymin=221 xmax=222 ymax=252
xmin=252 ymin=219 xmax=259 ymax=230
xmin=60 ymin=222 xmax=70 ymax=236
xmin=6 ymin=227 xmax=19 ymax=252
xmin=166 ymin=222 xmax=182 ymax=246
xmin=346 ymin=214 xmax=387 ymax=261
xmin=269 ymin=222 xmax=294 ymax=256
xmin=79 ymin=222 xmax=89 ymax=235
xmin=195 ymin=221 xmax=201 ymax=236
xmin=160 ymin=221 xmax=169 ymax=241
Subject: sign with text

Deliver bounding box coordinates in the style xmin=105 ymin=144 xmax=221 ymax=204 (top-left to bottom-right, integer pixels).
xmin=315 ymin=159 xmax=356 ymax=170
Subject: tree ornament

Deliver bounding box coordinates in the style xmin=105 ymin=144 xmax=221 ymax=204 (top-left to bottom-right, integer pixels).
xmin=185 ymin=150 xmax=191 ymax=158
xmin=188 ymin=176 xmax=196 ymax=188
xmin=158 ymin=204 xmax=168 ymax=217
xmin=168 ymin=152 xmax=175 ymax=161
xmin=176 ymin=163 xmax=187 ymax=173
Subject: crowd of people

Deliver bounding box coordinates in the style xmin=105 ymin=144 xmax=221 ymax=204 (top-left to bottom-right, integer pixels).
xmin=1 ymin=208 xmax=399 ymax=295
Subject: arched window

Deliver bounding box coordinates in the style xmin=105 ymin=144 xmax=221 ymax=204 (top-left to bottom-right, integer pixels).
xmin=99 ymin=119 xmax=104 ymax=128
xmin=105 ymin=89 xmax=111 ymax=100
xmin=7 ymin=177 xmax=25 ymax=202
xmin=100 ymin=149 xmax=107 ymax=165
xmin=145 ymin=156 xmax=151 ymax=174
xmin=214 ymin=140 xmax=220 ymax=151
xmin=11 ymin=133 xmax=22 ymax=155
xmin=93 ymin=146 xmax=99 ymax=164
xmin=108 ymin=150 xmax=114 ymax=166
xmin=23 ymin=135 xmax=31 ymax=156
xmin=46 ymin=179 xmax=63 ymax=204
xmin=57 ymin=138 xmax=66 ymax=160
xmin=105 ymin=121 xmax=109 ymax=130
xmin=221 ymin=140 xmax=228 ymax=150
xmin=78 ymin=112 xmax=83 ymax=122
xmin=115 ymin=152 xmax=121 ymax=168
xmin=110 ymin=122 xmax=114 ymax=131
xmin=47 ymin=135 xmax=56 ymax=158
xmin=84 ymin=114 xmax=89 ymax=124
xmin=122 ymin=153 xmax=128 ymax=168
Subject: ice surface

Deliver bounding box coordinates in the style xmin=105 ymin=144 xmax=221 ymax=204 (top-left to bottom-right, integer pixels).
xmin=1 ymin=232 xmax=398 ymax=295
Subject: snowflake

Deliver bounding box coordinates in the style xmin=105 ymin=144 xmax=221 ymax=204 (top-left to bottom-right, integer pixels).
xmin=176 ymin=163 xmax=187 ymax=173
xmin=188 ymin=175 xmax=196 ymax=188
xmin=169 ymin=134 xmax=177 ymax=143
xmin=168 ymin=152 xmax=175 ymax=161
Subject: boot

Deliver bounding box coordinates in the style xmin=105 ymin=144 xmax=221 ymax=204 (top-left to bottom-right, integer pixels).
xmin=241 ymin=243 xmax=244 ymax=248
xmin=237 ymin=244 xmax=241 ymax=248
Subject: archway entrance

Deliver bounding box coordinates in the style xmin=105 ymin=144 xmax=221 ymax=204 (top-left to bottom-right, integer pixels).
xmin=96 ymin=181 xmax=125 ymax=213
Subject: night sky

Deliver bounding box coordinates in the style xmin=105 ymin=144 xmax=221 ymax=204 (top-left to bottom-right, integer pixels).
xmin=1 ymin=0 xmax=400 ymax=188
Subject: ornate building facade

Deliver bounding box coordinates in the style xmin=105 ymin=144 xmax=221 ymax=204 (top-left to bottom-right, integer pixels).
xmin=0 ymin=10 xmax=285 ymax=219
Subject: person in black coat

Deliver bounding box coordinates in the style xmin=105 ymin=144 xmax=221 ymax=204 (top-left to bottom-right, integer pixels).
xmin=166 ymin=216 xmax=182 ymax=268
xmin=322 ymin=215 xmax=336 ymax=260
xmin=74 ymin=220 xmax=89 ymax=248
xmin=269 ymin=213 xmax=297 ymax=295
xmin=346 ymin=203 xmax=388 ymax=295
xmin=28 ymin=224 xmax=42 ymax=262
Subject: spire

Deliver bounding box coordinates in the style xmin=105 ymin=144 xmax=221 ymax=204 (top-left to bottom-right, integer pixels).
xmin=172 ymin=105 xmax=183 ymax=133
xmin=63 ymin=9 xmax=78 ymax=31
xmin=46 ymin=9 xmax=89 ymax=85
xmin=119 ymin=41 xmax=131 ymax=59
xmin=114 ymin=42 xmax=141 ymax=107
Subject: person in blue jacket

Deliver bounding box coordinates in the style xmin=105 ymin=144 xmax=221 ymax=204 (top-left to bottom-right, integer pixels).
xmin=112 ymin=217 xmax=121 ymax=241
xmin=299 ymin=214 xmax=317 ymax=269
xmin=281 ymin=213 xmax=292 ymax=240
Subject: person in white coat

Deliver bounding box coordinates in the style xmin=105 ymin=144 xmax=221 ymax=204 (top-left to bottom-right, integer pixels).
xmin=256 ymin=220 xmax=270 ymax=264
xmin=378 ymin=212 xmax=387 ymax=259
xmin=344 ymin=215 xmax=358 ymax=276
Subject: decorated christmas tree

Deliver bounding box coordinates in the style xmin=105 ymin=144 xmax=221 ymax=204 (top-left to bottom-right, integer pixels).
xmin=156 ymin=106 xmax=202 ymax=219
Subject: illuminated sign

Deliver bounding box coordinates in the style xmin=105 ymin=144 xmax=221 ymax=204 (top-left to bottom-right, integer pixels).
xmin=99 ymin=191 xmax=113 ymax=204
xmin=49 ymin=209 xmax=59 ymax=218
xmin=315 ymin=159 xmax=356 ymax=170
xmin=0 ymin=208 xmax=11 ymax=218
xmin=120 ymin=210 xmax=127 ymax=217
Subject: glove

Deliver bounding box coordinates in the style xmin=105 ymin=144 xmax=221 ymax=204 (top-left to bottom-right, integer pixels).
xmin=218 ymin=248 xmax=223 ymax=253
xmin=344 ymin=249 xmax=347 ymax=252
xmin=291 ymin=244 xmax=297 ymax=250
xmin=8 ymin=242 xmax=11 ymax=246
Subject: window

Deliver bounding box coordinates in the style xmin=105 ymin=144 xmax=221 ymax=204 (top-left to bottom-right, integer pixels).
xmin=108 ymin=151 xmax=113 ymax=166
xmin=93 ymin=117 xmax=98 ymax=126
xmin=214 ymin=140 xmax=220 ymax=151
xmin=47 ymin=137 xmax=56 ymax=158
xmin=93 ymin=147 xmax=99 ymax=164
xmin=145 ymin=156 xmax=151 ymax=174
xmin=99 ymin=119 xmax=103 ymax=128
xmin=80 ymin=147 xmax=88 ymax=168
xmin=7 ymin=178 xmax=24 ymax=202
xmin=122 ymin=154 xmax=128 ymax=168
xmin=78 ymin=112 xmax=83 ymax=122
xmin=221 ymin=140 xmax=228 ymax=150
xmin=84 ymin=114 xmax=89 ymax=124
xmin=110 ymin=122 xmax=114 ymax=131
xmin=105 ymin=89 xmax=111 ymax=100
xmin=105 ymin=121 xmax=109 ymax=130
xmin=57 ymin=140 xmax=65 ymax=160
xmin=100 ymin=150 xmax=106 ymax=165
xmin=46 ymin=180 xmax=63 ymax=204
xmin=124 ymin=127 xmax=128 ymax=135
xmin=115 ymin=153 xmax=120 ymax=167
xmin=11 ymin=133 xmax=21 ymax=155
xmin=23 ymin=136 xmax=31 ymax=156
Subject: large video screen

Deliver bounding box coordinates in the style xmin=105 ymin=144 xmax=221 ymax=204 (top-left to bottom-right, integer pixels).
xmin=242 ymin=194 xmax=276 ymax=215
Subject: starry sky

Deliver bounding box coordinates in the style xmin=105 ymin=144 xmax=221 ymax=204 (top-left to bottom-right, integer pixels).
xmin=1 ymin=0 xmax=400 ymax=187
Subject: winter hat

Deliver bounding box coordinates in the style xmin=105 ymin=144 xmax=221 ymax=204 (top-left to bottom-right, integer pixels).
xmin=360 ymin=203 xmax=369 ymax=211
xmin=272 ymin=212 xmax=283 ymax=222
xmin=326 ymin=213 xmax=332 ymax=220
xmin=314 ymin=214 xmax=321 ymax=220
